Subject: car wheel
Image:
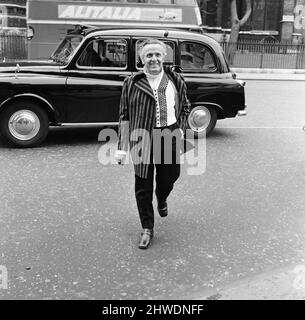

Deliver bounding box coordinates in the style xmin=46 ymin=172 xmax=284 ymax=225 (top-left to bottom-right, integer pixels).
xmin=0 ymin=101 xmax=49 ymax=147
xmin=187 ymin=105 xmax=217 ymax=138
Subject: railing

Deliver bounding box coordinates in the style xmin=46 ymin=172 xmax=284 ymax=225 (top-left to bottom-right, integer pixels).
xmin=0 ymin=33 xmax=27 ymax=61
xmin=219 ymin=40 xmax=305 ymax=69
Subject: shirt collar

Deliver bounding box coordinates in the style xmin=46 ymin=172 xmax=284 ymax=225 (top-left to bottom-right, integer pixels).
xmin=143 ymin=67 xmax=164 ymax=82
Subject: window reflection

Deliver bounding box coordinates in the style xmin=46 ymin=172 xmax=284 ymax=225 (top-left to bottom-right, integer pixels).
xmin=77 ymin=39 xmax=127 ymax=68
xmin=180 ymin=42 xmax=216 ymax=72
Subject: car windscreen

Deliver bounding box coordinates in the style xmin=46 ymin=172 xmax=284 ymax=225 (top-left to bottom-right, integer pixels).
xmin=51 ymin=35 xmax=83 ymax=64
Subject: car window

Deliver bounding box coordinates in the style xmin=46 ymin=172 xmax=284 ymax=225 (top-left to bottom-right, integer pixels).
xmin=135 ymin=39 xmax=175 ymax=69
xmin=180 ymin=42 xmax=217 ymax=72
xmin=51 ymin=35 xmax=83 ymax=64
xmin=77 ymin=39 xmax=127 ymax=69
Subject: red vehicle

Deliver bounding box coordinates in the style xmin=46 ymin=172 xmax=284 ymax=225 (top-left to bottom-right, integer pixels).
xmin=27 ymin=0 xmax=202 ymax=59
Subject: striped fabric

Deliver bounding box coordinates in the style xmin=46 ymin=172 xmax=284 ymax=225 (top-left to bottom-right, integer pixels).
xmin=118 ymin=66 xmax=191 ymax=178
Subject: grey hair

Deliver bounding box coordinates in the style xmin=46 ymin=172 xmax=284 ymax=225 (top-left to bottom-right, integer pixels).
xmin=139 ymin=38 xmax=167 ymax=61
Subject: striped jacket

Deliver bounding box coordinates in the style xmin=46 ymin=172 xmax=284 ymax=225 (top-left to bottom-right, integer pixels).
xmin=118 ymin=66 xmax=191 ymax=178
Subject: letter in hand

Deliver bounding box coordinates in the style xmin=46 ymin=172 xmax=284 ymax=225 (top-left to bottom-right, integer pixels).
xmin=115 ymin=150 xmax=127 ymax=165
xmin=179 ymin=128 xmax=184 ymax=138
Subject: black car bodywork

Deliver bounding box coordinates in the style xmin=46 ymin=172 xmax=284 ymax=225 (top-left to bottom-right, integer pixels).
xmin=0 ymin=27 xmax=246 ymax=147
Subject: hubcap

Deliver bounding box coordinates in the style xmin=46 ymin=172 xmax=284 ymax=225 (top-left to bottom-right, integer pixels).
xmin=188 ymin=106 xmax=211 ymax=132
xmin=8 ymin=110 xmax=40 ymax=141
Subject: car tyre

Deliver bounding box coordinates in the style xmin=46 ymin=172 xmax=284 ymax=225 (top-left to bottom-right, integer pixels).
xmin=0 ymin=101 xmax=49 ymax=147
xmin=187 ymin=106 xmax=217 ymax=138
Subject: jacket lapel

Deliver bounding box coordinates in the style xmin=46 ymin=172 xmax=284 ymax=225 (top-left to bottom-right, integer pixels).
xmin=133 ymin=68 xmax=184 ymax=116
xmin=134 ymin=77 xmax=155 ymax=100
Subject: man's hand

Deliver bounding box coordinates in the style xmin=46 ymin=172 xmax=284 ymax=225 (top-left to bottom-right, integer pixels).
xmin=115 ymin=150 xmax=127 ymax=165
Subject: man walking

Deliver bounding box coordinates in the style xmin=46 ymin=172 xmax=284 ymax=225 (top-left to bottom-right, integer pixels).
xmin=115 ymin=39 xmax=190 ymax=249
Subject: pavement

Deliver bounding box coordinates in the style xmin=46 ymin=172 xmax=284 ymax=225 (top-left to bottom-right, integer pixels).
xmin=197 ymin=264 xmax=305 ymax=300
xmin=231 ymin=67 xmax=305 ymax=81
xmin=196 ymin=69 xmax=305 ymax=300
xmin=1 ymin=66 xmax=303 ymax=301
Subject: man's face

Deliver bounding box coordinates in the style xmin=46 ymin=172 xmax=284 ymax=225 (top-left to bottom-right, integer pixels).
xmin=142 ymin=44 xmax=165 ymax=75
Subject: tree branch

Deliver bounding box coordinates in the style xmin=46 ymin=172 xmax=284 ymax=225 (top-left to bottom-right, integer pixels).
xmin=230 ymin=0 xmax=239 ymax=23
xmin=240 ymin=0 xmax=252 ymax=26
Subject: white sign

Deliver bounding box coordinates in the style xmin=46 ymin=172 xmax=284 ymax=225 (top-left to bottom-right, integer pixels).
xmin=294 ymin=5 xmax=305 ymax=30
xmin=282 ymin=15 xmax=294 ymax=22
xmin=58 ymin=5 xmax=182 ymax=22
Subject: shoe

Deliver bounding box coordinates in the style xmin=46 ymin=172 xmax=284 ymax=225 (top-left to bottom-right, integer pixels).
xmin=138 ymin=228 xmax=153 ymax=249
xmin=157 ymin=201 xmax=168 ymax=217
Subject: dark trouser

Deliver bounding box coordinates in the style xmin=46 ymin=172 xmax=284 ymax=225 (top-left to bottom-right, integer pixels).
xmin=135 ymin=123 xmax=181 ymax=229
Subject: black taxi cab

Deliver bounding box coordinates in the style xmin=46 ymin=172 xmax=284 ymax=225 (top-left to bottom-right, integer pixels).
xmin=0 ymin=26 xmax=246 ymax=147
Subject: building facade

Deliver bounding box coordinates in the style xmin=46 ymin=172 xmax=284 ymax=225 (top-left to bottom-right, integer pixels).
xmin=0 ymin=0 xmax=26 ymax=33
xmin=281 ymin=0 xmax=305 ymax=43
xmin=199 ymin=0 xmax=305 ymax=43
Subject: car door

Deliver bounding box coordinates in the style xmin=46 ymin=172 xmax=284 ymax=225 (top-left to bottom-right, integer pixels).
xmin=179 ymin=40 xmax=226 ymax=103
xmin=65 ymin=36 xmax=131 ymax=123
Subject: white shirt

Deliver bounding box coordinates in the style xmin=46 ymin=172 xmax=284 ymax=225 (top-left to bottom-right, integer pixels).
xmin=145 ymin=69 xmax=177 ymax=127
